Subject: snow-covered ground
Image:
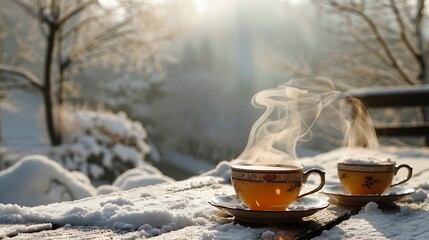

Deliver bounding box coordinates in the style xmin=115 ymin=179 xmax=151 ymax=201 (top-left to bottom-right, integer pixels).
xmin=0 ymin=146 xmax=428 ymax=239
xmin=302 ymin=147 xmax=429 ymax=240
xmin=314 ymin=201 xmax=429 ymax=240
xmin=0 ymin=154 xmax=173 ymax=207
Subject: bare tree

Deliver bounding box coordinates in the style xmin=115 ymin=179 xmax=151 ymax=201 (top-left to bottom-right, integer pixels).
xmin=318 ymin=0 xmax=429 ymax=130
xmin=319 ymin=0 xmax=426 ymax=85
xmin=266 ymin=0 xmax=429 ymax=148
xmin=0 ymin=0 xmax=172 ymax=145
xmin=273 ymin=1 xmax=427 ymax=88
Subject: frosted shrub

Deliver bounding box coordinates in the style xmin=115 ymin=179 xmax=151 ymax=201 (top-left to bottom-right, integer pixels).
xmin=52 ymin=108 xmax=151 ymax=183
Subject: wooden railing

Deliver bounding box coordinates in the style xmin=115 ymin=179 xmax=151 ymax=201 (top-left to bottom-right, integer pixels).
xmin=345 ymin=84 xmax=429 ymax=146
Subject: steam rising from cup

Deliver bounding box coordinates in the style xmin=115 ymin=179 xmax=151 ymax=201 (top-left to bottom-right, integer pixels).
xmin=237 ymin=77 xmax=340 ymax=167
xmin=341 ymin=97 xmax=379 ymax=149
xmin=339 ymin=97 xmax=382 ymax=162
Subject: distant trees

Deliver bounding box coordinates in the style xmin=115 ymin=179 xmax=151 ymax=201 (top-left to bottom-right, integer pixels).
xmin=0 ymin=0 xmax=171 ymax=145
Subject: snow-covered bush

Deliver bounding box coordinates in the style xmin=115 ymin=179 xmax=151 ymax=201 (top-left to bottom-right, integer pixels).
xmin=112 ymin=163 xmax=174 ymax=190
xmin=52 ymin=108 xmax=151 ymax=184
xmin=0 ymin=155 xmax=96 ymax=207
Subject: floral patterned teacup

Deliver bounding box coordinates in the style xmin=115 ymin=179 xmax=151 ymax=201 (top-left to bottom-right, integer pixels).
xmin=338 ymin=162 xmax=413 ymax=195
xmin=230 ymin=164 xmax=325 ymax=210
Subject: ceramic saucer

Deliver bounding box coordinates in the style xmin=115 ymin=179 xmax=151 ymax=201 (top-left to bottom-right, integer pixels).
xmin=321 ymin=184 xmax=415 ymax=206
xmin=208 ymin=194 xmax=329 ymax=224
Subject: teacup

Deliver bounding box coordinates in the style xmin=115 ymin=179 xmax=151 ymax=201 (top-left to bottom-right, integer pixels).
xmin=337 ymin=162 xmax=413 ymax=195
xmin=230 ymin=164 xmax=325 ymax=211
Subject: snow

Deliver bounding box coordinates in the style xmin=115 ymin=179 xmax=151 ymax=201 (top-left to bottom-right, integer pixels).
xmin=2 ymin=108 xmax=153 ymax=184
xmin=0 ymin=176 xmax=223 ymax=235
xmin=339 ymin=154 xmax=393 ymax=165
xmin=0 ymin=147 xmax=427 ymax=239
xmin=112 ymin=144 xmax=143 ymax=166
xmin=363 ymin=201 xmax=380 ymax=213
xmin=0 ymin=154 xmax=176 ymax=207
xmin=96 ymin=185 xmax=121 ymax=195
xmin=298 ymin=147 xmax=429 ymax=240
xmin=400 ymin=205 xmax=414 ymax=215
xmin=418 ymin=181 xmax=429 ymax=189
xmin=0 ymin=223 xmax=52 ymax=238
xmin=1 ymin=9 xmax=428 ymax=240
xmin=409 ymin=189 xmax=428 ymax=202
xmin=112 ymin=165 xmax=174 ymax=190
xmin=0 ymin=155 xmax=96 ymax=207
xmin=201 ymin=160 xmax=231 ymax=182
xmin=314 ymin=200 xmax=429 ymax=240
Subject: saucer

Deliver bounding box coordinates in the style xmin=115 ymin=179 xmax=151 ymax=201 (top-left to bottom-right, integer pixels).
xmin=321 ymin=184 xmax=415 ymax=206
xmin=208 ymin=194 xmax=329 ymax=224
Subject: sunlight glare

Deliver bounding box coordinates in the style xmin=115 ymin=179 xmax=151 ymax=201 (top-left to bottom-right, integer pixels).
xmin=194 ymin=0 xmax=208 ymax=14
xmin=278 ymin=0 xmax=302 ymax=5
xmin=99 ymin=0 xmax=119 ymax=9
xmin=150 ymin=0 xmax=165 ymax=5
xmin=98 ymin=0 xmax=126 ymax=21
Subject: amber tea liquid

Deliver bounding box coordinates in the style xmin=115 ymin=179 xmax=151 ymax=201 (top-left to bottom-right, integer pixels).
xmin=338 ymin=169 xmax=394 ymax=195
xmin=231 ymin=165 xmax=303 ymax=210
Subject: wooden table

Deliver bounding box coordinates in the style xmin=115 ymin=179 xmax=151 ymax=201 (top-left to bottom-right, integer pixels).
xmin=1 ymin=147 xmax=428 ymax=239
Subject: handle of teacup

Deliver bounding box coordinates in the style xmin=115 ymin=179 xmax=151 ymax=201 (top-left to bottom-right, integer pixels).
xmin=390 ymin=164 xmax=413 ymax=187
xmin=298 ymin=169 xmax=326 ymax=198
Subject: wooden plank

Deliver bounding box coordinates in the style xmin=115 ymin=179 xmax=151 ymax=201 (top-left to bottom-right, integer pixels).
xmin=345 ymin=85 xmax=429 ymax=145
xmin=144 ymin=203 xmax=359 ymax=240
xmin=345 ymin=85 xmax=429 ymax=108
xmin=253 ymin=204 xmax=358 ymax=240
xmin=0 ymin=200 xmax=404 ymax=239
xmin=0 ymin=223 xmax=52 ymax=239
xmin=9 ymin=225 xmax=131 ymax=240
xmin=375 ymin=124 xmax=429 ymax=136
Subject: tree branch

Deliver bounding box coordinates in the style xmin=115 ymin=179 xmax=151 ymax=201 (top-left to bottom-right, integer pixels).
xmin=389 ymin=0 xmax=419 ymax=60
xmin=343 ymin=12 xmax=392 ymax=66
xmin=58 ymin=0 xmax=98 ymax=27
xmin=60 ymin=14 xmax=105 ymax=41
xmin=11 ymin=0 xmax=38 ymax=18
xmin=415 ymin=0 xmax=425 ymax=25
xmin=0 ymin=81 xmax=36 ymax=91
xmin=76 ymin=18 xmax=134 ymax=56
xmin=0 ymin=64 xmax=43 ymax=91
xmin=330 ymin=0 xmax=416 ymax=84
xmin=414 ymin=0 xmax=427 ymax=84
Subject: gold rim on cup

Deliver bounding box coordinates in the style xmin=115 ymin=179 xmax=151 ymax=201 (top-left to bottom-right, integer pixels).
xmin=231 ymin=164 xmax=303 ymax=182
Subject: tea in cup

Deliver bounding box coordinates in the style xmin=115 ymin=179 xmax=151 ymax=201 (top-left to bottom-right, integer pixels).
xmin=230 ymin=164 xmax=325 ymax=211
xmin=338 ymin=159 xmax=412 ymax=195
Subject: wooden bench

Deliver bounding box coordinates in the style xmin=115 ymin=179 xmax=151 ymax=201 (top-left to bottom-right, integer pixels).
xmin=344 ymin=85 xmax=429 ymax=146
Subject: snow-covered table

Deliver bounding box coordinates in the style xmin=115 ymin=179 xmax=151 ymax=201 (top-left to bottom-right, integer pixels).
xmin=1 ymin=147 xmax=429 ymax=239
